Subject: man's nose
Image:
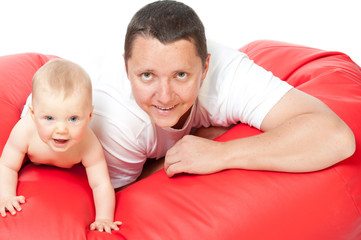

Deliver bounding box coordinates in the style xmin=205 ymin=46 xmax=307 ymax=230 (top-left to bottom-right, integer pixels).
xmin=157 ymin=79 xmax=173 ymax=104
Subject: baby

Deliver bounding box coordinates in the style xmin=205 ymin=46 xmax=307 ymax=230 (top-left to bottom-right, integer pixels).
xmin=0 ymin=59 xmax=121 ymax=233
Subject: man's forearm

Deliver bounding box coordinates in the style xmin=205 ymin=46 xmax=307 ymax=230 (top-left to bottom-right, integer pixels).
xmin=221 ymin=111 xmax=355 ymax=173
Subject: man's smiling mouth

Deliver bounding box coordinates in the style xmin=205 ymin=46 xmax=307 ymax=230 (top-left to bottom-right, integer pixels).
xmin=154 ymin=105 xmax=175 ymax=111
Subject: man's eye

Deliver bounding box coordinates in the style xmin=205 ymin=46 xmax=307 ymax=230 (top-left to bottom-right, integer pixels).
xmin=141 ymin=72 xmax=152 ymax=81
xmin=69 ymin=116 xmax=79 ymax=122
xmin=177 ymin=72 xmax=187 ymax=80
xmin=45 ymin=116 xmax=54 ymax=121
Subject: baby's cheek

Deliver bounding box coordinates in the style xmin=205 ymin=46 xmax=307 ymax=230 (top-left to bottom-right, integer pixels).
xmin=72 ymin=127 xmax=88 ymax=141
xmin=37 ymin=129 xmax=52 ymax=142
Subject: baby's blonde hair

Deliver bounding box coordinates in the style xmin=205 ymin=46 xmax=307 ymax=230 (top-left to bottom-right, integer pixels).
xmin=32 ymin=58 xmax=92 ymax=106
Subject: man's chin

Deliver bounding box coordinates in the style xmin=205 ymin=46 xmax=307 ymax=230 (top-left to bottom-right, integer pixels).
xmin=152 ymin=118 xmax=178 ymax=129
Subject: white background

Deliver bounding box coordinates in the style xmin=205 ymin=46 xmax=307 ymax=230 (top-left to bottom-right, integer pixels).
xmin=1 ymin=0 xmax=360 ymax=67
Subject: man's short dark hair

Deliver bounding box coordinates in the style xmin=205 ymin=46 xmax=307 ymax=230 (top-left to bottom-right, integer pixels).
xmin=124 ymin=0 xmax=208 ymax=66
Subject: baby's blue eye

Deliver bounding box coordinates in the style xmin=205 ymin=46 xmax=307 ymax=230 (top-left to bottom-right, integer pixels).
xmin=45 ymin=116 xmax=54 ymax=121
xmin=69 ymin=116 xmax=79 ymax=122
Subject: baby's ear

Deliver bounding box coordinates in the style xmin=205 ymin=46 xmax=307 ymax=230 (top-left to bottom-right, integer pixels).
xmin=28 ymin=104 xmax=35 ymax=119
xmin=89 ymin=106 xmax=94 ymax=119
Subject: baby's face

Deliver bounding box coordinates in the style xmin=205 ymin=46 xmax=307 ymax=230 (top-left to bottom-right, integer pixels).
xmin=30 ymin=89 xmax=93 ymax=152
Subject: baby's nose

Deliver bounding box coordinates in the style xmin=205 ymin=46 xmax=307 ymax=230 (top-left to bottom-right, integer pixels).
xmin=55 ymin=122 xmax=68 ymax=134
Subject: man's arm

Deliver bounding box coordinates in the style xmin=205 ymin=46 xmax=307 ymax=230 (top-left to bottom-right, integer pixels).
xmin=164 ymin=89 xmax=355 ymax=176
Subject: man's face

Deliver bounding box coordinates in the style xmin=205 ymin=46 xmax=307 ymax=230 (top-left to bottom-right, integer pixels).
xmin=126 ymin=36 xmax=209 ymax=128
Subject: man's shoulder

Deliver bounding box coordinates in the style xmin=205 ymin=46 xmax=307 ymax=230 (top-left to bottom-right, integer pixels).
xmin=91 ymin=90 xmax=154 ymax=146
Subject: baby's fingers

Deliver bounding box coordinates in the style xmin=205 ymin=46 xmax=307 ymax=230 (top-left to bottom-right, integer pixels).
xmin=90 ymin=220 xmax=122 ymax=234
xmin=11 ymin=201 xmax=22 ymax=213
xmin=0 ymin=206 xmax=7 ymax=217
xmin=104 ymin=225 xmax=112 ymax=234
xmin=0 ymin=196 xmax=26 ymax=217
xmin=90 ymin=222 xmax=101 ymax=231
xmin=10 ymin=196 xmax=26 ymax=214
xmin=103 ymin=221 xmax=122 ymax=233
xmin=5 ymin=203 xmax=16 ymax=216
xmin=110 ymin=221 xmax=122 ymax=231
xmin=90 ymin=222 xmax=105 ymax=232
xmin=17 ymin=196 xmax=26 ymax=204
xmin=90 ymin=222 xmax=96 ymax=231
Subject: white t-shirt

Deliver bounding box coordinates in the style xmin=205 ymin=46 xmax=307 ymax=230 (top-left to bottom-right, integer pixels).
xmin=89 ymin=41 xmax=293 ymax=188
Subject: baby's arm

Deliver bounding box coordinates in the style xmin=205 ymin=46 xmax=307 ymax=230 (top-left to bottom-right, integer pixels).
xmin=83 ymin=132 xmax=121 ymax=233
xmin=0 ymin=118 xmax=29 ymax=217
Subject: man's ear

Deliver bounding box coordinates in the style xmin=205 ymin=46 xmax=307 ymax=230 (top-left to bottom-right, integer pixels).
xmin=201 ymin=54 xmax=211 ymax=82
xmin=123 ymin=53 xmax=129 ymax=75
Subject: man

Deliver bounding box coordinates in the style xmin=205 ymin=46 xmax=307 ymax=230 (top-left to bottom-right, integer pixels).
xmin=90 ymin=1 xmax=355 ymax=190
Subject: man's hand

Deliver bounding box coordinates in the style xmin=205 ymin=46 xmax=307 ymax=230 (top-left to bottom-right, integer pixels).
xmin=164 ymin=135 xmax=225 ymax=177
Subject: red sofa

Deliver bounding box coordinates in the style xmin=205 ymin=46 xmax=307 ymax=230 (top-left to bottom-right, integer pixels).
xmin=1 ymin=40 xmax=360 ymax=240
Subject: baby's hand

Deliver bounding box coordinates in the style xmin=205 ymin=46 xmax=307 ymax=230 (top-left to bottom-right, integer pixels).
xmin=90 ymin=219 xmax=122 ymax=234
xmin=0 ymin=195 xmax=26 ymax=217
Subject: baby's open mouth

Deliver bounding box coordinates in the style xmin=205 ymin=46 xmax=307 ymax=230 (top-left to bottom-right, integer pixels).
xmin=53 ymin=139 xmax=69 ymax=144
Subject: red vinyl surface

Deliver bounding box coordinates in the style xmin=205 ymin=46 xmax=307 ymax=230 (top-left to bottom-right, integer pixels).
xmin=1 ymin=41 xmax=360 ymax=239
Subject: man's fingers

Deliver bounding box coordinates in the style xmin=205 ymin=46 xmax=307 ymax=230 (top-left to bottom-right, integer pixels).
xmin=165 ymin=160 xmax=183 ymax=177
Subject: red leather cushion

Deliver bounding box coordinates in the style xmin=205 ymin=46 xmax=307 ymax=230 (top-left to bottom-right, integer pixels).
xmin=106 ymin=41 xmax=361 ymax=239
xmin=1 ymin=41 xmax=361 ymax=240
xmin=0 ymin=53 xmax=52 ymax=154
xmin=1 ymin=164 xmax=94 ymax=239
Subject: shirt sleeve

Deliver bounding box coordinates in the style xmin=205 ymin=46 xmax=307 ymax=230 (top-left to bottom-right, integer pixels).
xmin=199 ymin=41 xmax=293 ymax=129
